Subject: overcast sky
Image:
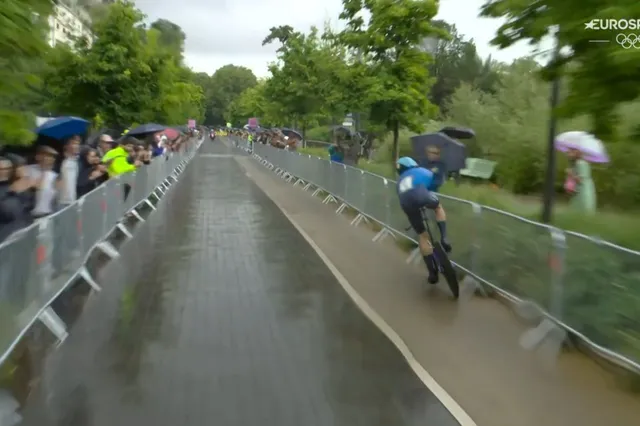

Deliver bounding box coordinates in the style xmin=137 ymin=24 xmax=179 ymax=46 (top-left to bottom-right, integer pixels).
xmin=134 ymin=0 xmax=540 ymax=77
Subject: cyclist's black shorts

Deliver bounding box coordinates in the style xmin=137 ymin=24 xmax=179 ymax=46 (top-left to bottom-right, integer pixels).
xmin=399 ymin=187 xmax=440 ymax=234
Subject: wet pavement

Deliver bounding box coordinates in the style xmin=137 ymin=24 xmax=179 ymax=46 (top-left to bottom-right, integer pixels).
xmin=19 ymin=139 xmax=460 ymax=426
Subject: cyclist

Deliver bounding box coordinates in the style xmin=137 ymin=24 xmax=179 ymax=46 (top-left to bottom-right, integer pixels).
xmin=396 ymin=156 xmax=451 ymax=284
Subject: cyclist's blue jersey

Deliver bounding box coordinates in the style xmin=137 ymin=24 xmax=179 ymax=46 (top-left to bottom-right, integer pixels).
xmin=397 ymin=167 xmax=434 ymax=195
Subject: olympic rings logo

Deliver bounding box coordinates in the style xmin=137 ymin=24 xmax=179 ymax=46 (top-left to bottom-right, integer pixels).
xmin=616 ymin=33 xmax=640 ymax=49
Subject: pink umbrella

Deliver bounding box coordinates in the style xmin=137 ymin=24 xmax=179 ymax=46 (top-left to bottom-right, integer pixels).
xmin=162 ymin=128 xmax=180 ymax=141
xmin=555 ymin=131 xmax=609 ymax=163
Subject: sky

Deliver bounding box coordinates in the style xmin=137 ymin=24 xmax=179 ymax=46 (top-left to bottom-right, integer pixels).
xmin=134 ymin=0 xmax=540 ymax=78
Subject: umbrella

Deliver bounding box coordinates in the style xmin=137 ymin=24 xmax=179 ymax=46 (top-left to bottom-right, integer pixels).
xmin=439 ymin=126 xmax=475 ymax=140
xmin=127 ymin=123 xmax=166 ymax=137
xmin=163 ymin=128 xmax=180 ymax=141
xmin=411 ymin=132 xmax=467 ymax=172
xmin=280 ymin=128 xmax=303 ymax=140
xmin=35 ymin=116 xmax=90 ymax=140
xmin=555 ymin=131 xmax=609 ymax=163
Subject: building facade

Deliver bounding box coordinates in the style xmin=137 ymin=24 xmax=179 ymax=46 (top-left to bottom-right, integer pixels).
xmin=47 ymin=2 xmax=92 ymax=48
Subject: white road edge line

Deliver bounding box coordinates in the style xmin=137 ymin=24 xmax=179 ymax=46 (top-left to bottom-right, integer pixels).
xmin=245 ymin=169 xmax=477 ymax=426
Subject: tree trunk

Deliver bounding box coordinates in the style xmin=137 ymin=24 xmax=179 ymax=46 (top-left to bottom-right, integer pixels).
xmin=392 ymin=120 xmax=400 ymax=164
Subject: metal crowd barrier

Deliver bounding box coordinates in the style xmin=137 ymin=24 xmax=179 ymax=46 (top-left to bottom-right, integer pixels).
xmin=250 ymin=142 xmax=640 ymax=375
xmin=0 ymin=138 xmax=203 ymax=366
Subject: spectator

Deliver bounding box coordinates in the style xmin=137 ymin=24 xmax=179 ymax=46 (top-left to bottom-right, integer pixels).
xmin=28 ymin=146 xmax=59 ymax=219
xmin=151 ymin=134 xmax=166 ymax=157
xmin=103 ymin=137 xmax=140 ymax=202
xmin=423 ymin=145 xmax=447 ymax=192
xmin=76 ymin=147 xmax=108 ymax=197
xmin=0 ymin=155 xmax=35 ymax=242
xmin=565 ymin=147 xmax=597 ymax=214
xmin=97 ymin=134 xmax=115 ymax=158
xmin=102 ymin=137 xmax=139 ymax=178
xmin=328 ymin=144 xmax=344 ymax=163
xmin=58 ymin=135 xmax=81 ymax=208
xmin=134 ymin=142 xmax=152 ymax=165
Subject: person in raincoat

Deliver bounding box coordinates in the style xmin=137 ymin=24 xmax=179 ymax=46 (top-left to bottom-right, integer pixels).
xmin=102 ymin=137 xmax=139 ymax=178
xmin=423 ymin=145 xmax=447 ymax=192
xmin=565 ymin=148 xmax=597 ymax=213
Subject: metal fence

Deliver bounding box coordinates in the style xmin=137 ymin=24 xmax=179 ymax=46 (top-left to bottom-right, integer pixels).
xmin=0 ymin=140 xmax=201 ymax=365
xmin=251 ymin=142 xmax=640 ymax=374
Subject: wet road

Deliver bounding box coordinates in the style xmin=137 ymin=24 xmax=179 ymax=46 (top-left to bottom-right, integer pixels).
xmin=20 ymin=139 xmax=460 ymax=426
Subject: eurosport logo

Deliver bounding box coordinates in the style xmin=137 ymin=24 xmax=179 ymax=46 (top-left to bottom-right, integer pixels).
xmin=616 ymin=34 xmax=640 ymax=49
xmin=585 ymin=19 xmax=640 ymax=30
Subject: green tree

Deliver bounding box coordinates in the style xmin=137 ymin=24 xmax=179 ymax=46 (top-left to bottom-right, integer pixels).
xmin=480 ymin=0 xmax=640 ymax=140
xmin=226 ymin=80 xmax=283 ymax=127
xmin=426 ymin=20 xmax=500 ymax=111
xmin=150 ymin=19 xmax=186 ymax=56
xmin=145 ymin=27 xmax=205 ymax=125
xmin=337 ymin=0 xmax=442 ymax=162
xmin=262 ymin=25 xmax=349 ymax=137
xmin=206 ymin=65 xmax=257 ymax=125
xmin=0 ymin=0 xmax=53 ymax=145
xmin=44 ymin=1 xmax=204 ymax=128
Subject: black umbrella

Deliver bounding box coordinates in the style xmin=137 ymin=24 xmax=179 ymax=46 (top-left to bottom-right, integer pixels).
xmin=410 ymin=132 xmax=467 ymax=172
xmin=439 ymin=126 xmax=475 ymax=140
xmin=127 ymin=123 xmax=165 ymax=137
xmin=280 ymin=128 xmax=303 ymax=140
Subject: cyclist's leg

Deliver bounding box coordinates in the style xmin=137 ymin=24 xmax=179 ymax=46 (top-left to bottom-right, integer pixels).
xmin=424 ymin=192 xmax=451 ymax=252
xmin=401 ymin=198 xmax=439 ymax=284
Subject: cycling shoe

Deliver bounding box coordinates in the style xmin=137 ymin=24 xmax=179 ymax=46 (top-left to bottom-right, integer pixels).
xmin=440 ymin=239 xmax=452 ymax=253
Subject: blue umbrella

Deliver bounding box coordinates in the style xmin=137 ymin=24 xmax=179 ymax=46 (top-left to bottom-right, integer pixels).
xmin=35 ymin=116 xmax=90 ymax=140
xmin=127 ymin=123 xmax=166 ymax=137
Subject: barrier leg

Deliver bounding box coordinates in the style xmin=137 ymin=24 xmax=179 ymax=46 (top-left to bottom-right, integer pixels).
xmin=519 ymin=317 xmax=567 ymax=367
xmin=38 ymin=307 xmax=68 ymax=345
xmin=322 ymin=194 xmax=337 ymax=204
xmin=116 ymin=223 xmax=133 ymax=239
xmin=336 ymin=203 xmax=348 ymax=215
xmin=350 ymin=213 xmax=369 ymax=227
xmin=372 ymin=227 xmax=396 ymax=243
xmin=96 ymin=241 xmax=119 ymax=259
xmin=144 ymin=199 xmax=157 ymax=210
xmin=78 ymin=266 xmax=102 ymax=292
xmin=130 ymin=209 xmax=145 ymax=223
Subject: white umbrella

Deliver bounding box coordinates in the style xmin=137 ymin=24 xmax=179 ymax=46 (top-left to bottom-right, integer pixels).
xmin=555 ymin=131 xmax=609 ymax=163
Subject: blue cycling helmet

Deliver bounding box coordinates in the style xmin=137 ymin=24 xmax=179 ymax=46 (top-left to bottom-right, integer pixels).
xmin=396 ymin=156 xmax=418 ymax=175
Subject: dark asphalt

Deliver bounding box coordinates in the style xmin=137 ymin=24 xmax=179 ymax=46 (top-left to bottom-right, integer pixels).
xmin=19 ymin=139 xmax=460 ymax=426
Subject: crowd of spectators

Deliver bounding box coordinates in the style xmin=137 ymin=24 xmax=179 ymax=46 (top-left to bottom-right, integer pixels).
xmin=0 ymin=131 xmax=189 ymax=243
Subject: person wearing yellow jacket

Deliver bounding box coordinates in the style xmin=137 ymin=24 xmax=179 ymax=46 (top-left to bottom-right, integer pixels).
xmin=102 ymin=137 xmax=140 ymax=201
xmin=102 ymin=137 xmax=139 ymax=177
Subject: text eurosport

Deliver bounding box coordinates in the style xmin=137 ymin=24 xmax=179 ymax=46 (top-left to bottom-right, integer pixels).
xmin=585 ymin=19 xmax=640 ymax=30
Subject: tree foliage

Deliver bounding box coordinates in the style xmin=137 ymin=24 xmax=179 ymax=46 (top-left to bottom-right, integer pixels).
xmin=199 ymin=65 xmax=258 ymax=125
xmin=480 ymin=0 xmax=640 ymax=140
xmin=0 ymin=0 xmax=53 ymax=145
xmin=336 ymin=0 xmax=442 ymax=161
xmin=427 ymin=20 xmax=500 ymax=112
xmin=258 ymin=25 xmax=353 ymax=136
xmin=150 ymin=18 xmax=186 ymax=56
xmin=43 ymin=1 xmax=204 ymax=128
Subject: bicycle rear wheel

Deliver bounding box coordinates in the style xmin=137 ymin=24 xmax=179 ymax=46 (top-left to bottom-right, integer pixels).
xmin=433 ymin=242 xmax=459 ymax=299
